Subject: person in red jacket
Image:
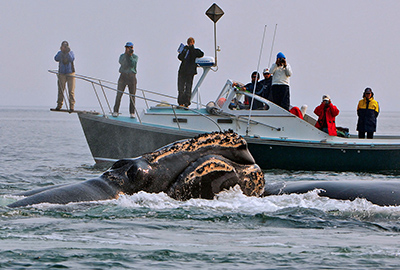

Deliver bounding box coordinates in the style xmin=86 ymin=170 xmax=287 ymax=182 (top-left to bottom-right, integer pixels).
xmin=314 ymin=94 xmax=340 ymax=136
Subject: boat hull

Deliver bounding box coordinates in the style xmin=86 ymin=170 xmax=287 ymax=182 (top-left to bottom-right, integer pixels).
xmin=78 ymin=113 xmax=400 ymax=172
xmin=246 ymin=139 xmax=400 ymax=172
xmin=78 ymin=113 xmax=194 ymax=162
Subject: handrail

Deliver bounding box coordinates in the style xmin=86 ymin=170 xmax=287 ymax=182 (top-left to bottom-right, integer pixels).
xmin=98 ymin=80 xmax=112 ymax=113
xmin=49 ymin=70 xmax=284 ymax=133
xmin=48 ymin=70 xmax=221 ymax=131
xmin=49 ymin=70 xmax=179 ymax=102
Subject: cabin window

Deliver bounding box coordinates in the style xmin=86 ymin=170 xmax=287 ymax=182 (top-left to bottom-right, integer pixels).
xmin=229 ymin=92 xmax=270 ymax=111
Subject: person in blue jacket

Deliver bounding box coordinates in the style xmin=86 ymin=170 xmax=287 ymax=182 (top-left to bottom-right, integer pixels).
xmin=243 ymin=71 xmax=266 ymax=110
xmin=54 ymin=41 xmax=75 ymax=111
xmin=357 ymin=87 xmax=379 ymax=139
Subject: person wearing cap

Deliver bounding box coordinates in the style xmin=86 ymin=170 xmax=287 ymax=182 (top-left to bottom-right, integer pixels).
xmin=269 ymin=52 xmax=292 ymax=110
xmin=259 ymin=68 xmax=273 ymax=100
xmin=113 ymin=42 xmax=138 ymax=118
xmin=54 ymin=41 xmax=75 ymax=111
xmin=177 ymin=37 xmax=204 ymax=108
xmin=356 ymin=87 xmax=379 ymax=139
xmin=314 ymin=94 xmax=340 ymax=136
xmin=242 ymin=71 xmax=266 ymax=109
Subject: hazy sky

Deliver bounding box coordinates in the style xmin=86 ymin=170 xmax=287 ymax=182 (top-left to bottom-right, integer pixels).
xmin=1 ymin=0 xmax=400 ymax=113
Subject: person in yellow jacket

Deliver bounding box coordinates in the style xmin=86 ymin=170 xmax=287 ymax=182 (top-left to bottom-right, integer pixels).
xmin=356 ymin=88 xmax=379 ymax=139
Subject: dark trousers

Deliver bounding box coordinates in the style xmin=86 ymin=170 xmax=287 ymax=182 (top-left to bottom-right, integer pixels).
xmin=177 ymin=73 xmax=194 ymax=106
xmin=114 ymin=73 xmax=137 ymax=114
xmin=271 ymin=84 xmax=290 ymax=111
xmin=358 ymin=131 xmax=374 ymax=139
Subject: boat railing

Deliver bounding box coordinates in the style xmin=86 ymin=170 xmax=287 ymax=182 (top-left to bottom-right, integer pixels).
xmin=48 ymin=70 xmax=222 ymax=131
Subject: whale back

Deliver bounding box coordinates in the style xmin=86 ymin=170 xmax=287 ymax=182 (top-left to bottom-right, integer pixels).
xmin=145 ymin=130 xmax=255 ymax=165
xmin=119 ymin=130 xmax=260 ymax=194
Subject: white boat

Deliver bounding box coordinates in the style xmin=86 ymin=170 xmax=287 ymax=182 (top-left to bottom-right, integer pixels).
xmin=49 ymin=4 xmax=400 ymax=172
xmin=49 ymin=60 xmax=400 ymax=172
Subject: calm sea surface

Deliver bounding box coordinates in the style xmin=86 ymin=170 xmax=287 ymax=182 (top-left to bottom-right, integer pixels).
xmin=1 ymin=107 xmax=400 ymax=269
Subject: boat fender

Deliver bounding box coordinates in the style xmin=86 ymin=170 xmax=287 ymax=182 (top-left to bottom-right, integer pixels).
xmin=217 ymin=97 xmax=226 ymax=108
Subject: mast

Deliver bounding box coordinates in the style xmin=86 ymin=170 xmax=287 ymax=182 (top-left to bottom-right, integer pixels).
xmin=191 ymin=4 xmax=224 ymax=107
xmin=205 ymin=3 xmax=224 ymax=67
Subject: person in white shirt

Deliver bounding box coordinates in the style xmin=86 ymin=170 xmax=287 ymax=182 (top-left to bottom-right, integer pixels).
xmin=269 ymin=52 xmax=292 ymax=110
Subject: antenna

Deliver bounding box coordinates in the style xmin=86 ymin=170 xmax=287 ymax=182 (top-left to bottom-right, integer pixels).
xmin=246 ymin=25 xmax=268 ymax=136
xmin=257 ymin=25 xmax=267 ymax=71
xmin=268 ymin=24 xmax=278 ymax=67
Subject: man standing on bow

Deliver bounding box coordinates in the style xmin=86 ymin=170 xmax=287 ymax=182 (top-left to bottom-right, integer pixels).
xmin=113 ymin=42 xmax=138 ymax=118
xmin=54 ymin=41 xmax=75 ymax=111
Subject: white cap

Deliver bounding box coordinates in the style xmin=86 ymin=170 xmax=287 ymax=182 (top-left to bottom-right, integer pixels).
xmin=322 ymin=95 xmax=330 ymax=101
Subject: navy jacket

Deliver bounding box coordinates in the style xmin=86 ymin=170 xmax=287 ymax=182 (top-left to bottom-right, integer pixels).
xmin=357 ymin=97 xmax=379 ymax=132
xmin=178 ymin=45 xmax=204 ymax=76
xmin=244 ymin=82 xmax=265 ymax=109
xmin=259 ymin=77 xmax=272 ymax=100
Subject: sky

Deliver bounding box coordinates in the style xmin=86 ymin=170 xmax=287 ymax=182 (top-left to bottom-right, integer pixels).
xmin=1 ymin=0 xmax=400 ymax=113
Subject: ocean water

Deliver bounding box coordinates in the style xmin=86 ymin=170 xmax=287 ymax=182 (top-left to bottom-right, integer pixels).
xmin=1 ymin=107 xmax=400 ymax=269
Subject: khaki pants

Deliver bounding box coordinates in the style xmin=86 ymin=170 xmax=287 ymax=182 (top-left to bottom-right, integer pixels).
xmin=57 ymin=72 xmax=75 ymax=109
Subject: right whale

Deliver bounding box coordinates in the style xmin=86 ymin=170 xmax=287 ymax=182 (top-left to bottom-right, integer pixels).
xmin=6 ymin=130 xmax=400 ymax=208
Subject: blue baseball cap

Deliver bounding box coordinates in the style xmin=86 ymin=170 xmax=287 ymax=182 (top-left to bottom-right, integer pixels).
xmin=125 ymin=42 xmax=134 ymax=47
xmin=277 ymin=52 xmax=286 ymax=59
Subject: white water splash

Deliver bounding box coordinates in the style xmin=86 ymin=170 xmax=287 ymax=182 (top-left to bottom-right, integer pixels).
xmin=109 ymin=185 xmax=400 ymax=218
